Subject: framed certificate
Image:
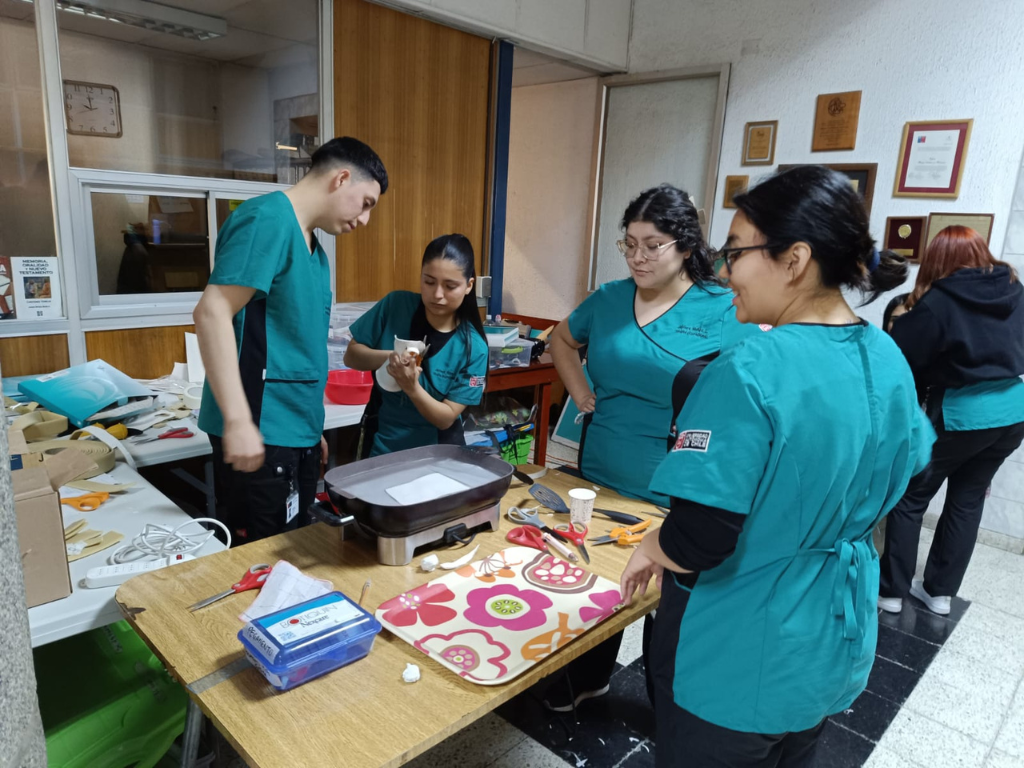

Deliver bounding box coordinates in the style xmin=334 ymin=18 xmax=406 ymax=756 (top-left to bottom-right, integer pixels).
xmin=884 ymin=216 xmax=926 ymax=261
xmin=925 ymin=212 xmax=994 ymax=248
xmin=722 ymin=175 xmax=748 ymax=208
xmin=894 ymin=120 xmax=973 ymax=198
xmin=778 ymin=163 xmax=877 ymax=216
xmin=743 ymin=121 xmax=777 ymax=166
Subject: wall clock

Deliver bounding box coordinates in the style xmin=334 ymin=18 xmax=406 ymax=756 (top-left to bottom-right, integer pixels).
xmin=63 ymin=80 xmax=122 ymax=138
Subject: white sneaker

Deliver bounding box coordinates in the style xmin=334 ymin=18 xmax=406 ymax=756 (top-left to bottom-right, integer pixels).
xmin=911 ymin=580 xmax=951 ymax=615
xmin=877 ymin=596 xmax=903 ymax=614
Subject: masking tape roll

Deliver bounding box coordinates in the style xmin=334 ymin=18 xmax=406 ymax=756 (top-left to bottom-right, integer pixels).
xmin=75 ymin=425 xmax=137 ymax=471
xmin=11 ymin=411 xmax=68 ymax=442
xmin=182 ymin=384 xmax=203 ymax=410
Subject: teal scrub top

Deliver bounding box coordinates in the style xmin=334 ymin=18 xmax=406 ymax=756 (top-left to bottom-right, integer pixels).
xmin=942 ymin=377 xmax=1024 ymax=431
xmin=649 ymin=322 xmax=935 ymax=734
xmin=199 ymin=191 xmax=331 ymax=448
xmin=349 ymin=291 xmax=489 ymax=456
xmin=568 ymin=278 xmax=759 ymax=504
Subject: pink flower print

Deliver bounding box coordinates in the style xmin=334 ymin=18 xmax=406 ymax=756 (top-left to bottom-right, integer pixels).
xmin=464 ymin=584 xmax=552 ymax=631
xmin=415 ymin=629 xmax=511 ymax=682
xmin=579 ymin=589 xmax=622 ymax=624
xmin=377 ymin=583 xmax=456 ymax=627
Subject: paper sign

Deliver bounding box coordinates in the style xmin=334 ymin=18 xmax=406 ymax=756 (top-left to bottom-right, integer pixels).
xmin=12 ymin=256 xmax=62 ymax=319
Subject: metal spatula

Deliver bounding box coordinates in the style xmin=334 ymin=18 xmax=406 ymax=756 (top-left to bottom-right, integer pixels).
xmin=529 ymin=484 xmax=570 ymax=513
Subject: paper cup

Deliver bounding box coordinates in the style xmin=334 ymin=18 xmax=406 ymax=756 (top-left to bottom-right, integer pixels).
xmin=568 ymin=488 xmax=596 ymax=526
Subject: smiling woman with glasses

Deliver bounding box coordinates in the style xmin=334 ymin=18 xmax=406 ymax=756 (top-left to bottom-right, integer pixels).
xmin=619 ymin=165 xmax=935 ymax=766
xmin=544 ymin=183 xmax=762 ymax=714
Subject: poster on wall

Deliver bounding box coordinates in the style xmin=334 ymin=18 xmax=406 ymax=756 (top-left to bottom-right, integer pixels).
xmin=0 ymin=257 xmax=16 ymax=319
xmin=894 ymin=120 xmax=973 ymax=198
xmin=11 ymin=257 xmax=63 ymax=320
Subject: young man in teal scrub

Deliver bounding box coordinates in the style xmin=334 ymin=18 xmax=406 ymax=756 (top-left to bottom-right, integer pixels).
xmin=194 ymin=137 xmax=388 ymax=542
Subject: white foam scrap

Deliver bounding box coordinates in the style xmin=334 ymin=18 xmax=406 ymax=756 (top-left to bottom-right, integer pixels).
xmin=402 ymin=663 xmax=421 ymax=683
xmin=420 ymin=554 xmax=439 ymax=572
xmin=439 ymin=544 xmax=480 ymax=570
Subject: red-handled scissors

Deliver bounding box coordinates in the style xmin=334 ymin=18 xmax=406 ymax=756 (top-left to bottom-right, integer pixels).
xmin=507 ymin=525 xmax=548 ymax=553
xmin=554 ymin=521 xmax=590 ymax=564
xmin=132 ymin=427 xmax=195 ymax=445
xmin=188 ymin=563 xmax=272 ymax=611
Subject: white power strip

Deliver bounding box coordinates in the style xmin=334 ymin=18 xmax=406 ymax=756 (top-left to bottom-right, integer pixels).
xmin=83 ymin=553 xmax=196 ymax=588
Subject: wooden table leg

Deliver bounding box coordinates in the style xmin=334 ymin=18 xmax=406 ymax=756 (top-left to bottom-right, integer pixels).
xmin=535 ymin=382 xmax=551 ymax=466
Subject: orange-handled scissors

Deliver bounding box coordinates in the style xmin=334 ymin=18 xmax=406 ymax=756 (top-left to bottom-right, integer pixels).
xmin=61 ymin=492 xmax=110 ymax=511
xmin=588 ymin=518 xmax=652 ymax=546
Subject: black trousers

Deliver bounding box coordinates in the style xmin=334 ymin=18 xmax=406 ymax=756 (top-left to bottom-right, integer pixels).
xmin=655 ymin=702 xmax=825 ymax=768
xmin=651 ymin=573 xmax=823 ymax=767
xmin=879 ymin=421 xmax=1024 ymax=598
xmin=210 ymin=436 xmax=321 ymax=544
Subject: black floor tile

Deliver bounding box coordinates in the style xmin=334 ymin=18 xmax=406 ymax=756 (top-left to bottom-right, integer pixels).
xmin=812 ymin=722 xmax=875 ymax=767
xmin=496 ymin=667 xmax=654 ymax=768
xmin=877 ymin=603 xmax=959 ymax=645
xmin=828 ymin=690 xmax=901 ymax=743
xmin=875 ymin=624 xmax=940 ymax=673
xmin=864 ymin=656 xmax=921 ymax=707
xmin=616 ymin=740 xmax=656 ymax=767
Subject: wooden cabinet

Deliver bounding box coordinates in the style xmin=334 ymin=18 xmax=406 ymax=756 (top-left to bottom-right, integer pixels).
xmin=334 ymin=0 xmax=492 ymax=301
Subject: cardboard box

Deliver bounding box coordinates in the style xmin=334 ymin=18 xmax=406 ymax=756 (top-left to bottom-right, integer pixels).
xmin=12 ymin=440 xmax=98 ymax=608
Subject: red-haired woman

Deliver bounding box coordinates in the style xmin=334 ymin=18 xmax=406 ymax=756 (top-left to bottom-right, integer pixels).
xmin=879 ymin=226 xmax=1024 ymax=615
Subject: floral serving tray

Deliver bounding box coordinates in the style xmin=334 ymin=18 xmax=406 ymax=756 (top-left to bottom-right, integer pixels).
xmin=375 ymin=546 xmax=623 ymax=685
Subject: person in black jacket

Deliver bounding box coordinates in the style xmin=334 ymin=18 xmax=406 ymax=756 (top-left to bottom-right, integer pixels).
xmin=879 ymin=226 xmax=1024 ymax=615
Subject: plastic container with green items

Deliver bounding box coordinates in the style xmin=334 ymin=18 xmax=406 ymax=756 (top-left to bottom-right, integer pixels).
xmin=33 ymin=620 xmax=188 ymax=768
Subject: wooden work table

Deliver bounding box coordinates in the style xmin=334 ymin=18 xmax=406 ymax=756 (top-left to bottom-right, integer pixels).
xmin=116 ymin=470 xmax=662 ymax=768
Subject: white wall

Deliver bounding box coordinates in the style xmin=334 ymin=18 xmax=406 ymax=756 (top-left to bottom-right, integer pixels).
xmin=503 ymin=77 xmax=601 ymax=320
xmin=629 ymin=0 xmax=1024 ymax=547
xmin=630 ymin=0 xmax=1024 ymax=326
xmin=377 ymin=0 xmax=632 ymax=71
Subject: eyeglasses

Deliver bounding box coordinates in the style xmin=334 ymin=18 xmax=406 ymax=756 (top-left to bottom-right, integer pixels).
xmin=718 ymin=242 xmax=785 ymax=274
xmin=616 ymin=239 xmax=680 ymax=261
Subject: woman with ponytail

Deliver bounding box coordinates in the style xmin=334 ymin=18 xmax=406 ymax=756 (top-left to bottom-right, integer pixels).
xmin=619 ymin=166 xmax=935 ymax=766
xmin=345 ymin=234 xmax=488 ymax=456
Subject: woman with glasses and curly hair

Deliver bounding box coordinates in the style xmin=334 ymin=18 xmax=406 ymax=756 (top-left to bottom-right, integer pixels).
xmin=545 ymin=184 xmax=758 ymax=712
xmin=879 ymin=226 xmax=1024 ymax=616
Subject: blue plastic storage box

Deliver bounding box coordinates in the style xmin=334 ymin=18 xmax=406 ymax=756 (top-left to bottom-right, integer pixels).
xmin=238 ymin=591 xmax=382 ymax=692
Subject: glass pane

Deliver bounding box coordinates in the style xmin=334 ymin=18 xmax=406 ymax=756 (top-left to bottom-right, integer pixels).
xmin=215 ymin=196 xmax=251 ymax=232
xmin=92 ymin=191 xmax=209 ymax=295
xmin=56 ymin=0 xmax=319 ymax=183
xmin=0 ymin=0 xmax=61 ymax=320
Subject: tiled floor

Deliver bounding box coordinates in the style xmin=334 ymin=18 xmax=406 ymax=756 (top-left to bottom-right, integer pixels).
xmin=405 ymin=528 xmax=1024 ymax=768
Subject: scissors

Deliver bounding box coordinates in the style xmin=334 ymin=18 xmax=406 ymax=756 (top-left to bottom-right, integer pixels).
xmin=61 ymin=492 xmax=110 ymax=511
xmin=589 ymin=519 xmax=652 ymax=546
xmin=507 ymin=525 xmax=548 ymax=552
xmin=507 ymin=506 xmax=571 ymax=543
xmin=131 ymin=427 xmax=195 ymax=445
xmin=553 ymin=521 xmax=590 ymax=564
xmin=188 ymin=564 xmax=272 ymax=611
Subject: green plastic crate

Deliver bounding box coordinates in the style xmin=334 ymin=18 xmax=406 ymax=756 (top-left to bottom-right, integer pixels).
xmin=34 ymin=621 xmax=187 ymax=768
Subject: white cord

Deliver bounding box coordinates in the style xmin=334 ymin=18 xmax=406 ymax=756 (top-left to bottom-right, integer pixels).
xmin=108 ymin=517 xmax=231 ymax=564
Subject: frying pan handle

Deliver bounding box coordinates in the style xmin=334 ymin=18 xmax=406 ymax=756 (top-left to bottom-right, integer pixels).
xmin=307 ymin=500 xmax=354 ymax=527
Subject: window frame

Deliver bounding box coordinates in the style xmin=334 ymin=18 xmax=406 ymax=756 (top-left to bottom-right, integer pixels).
xmin=0 ymin=0 xmax=335 ymax=366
